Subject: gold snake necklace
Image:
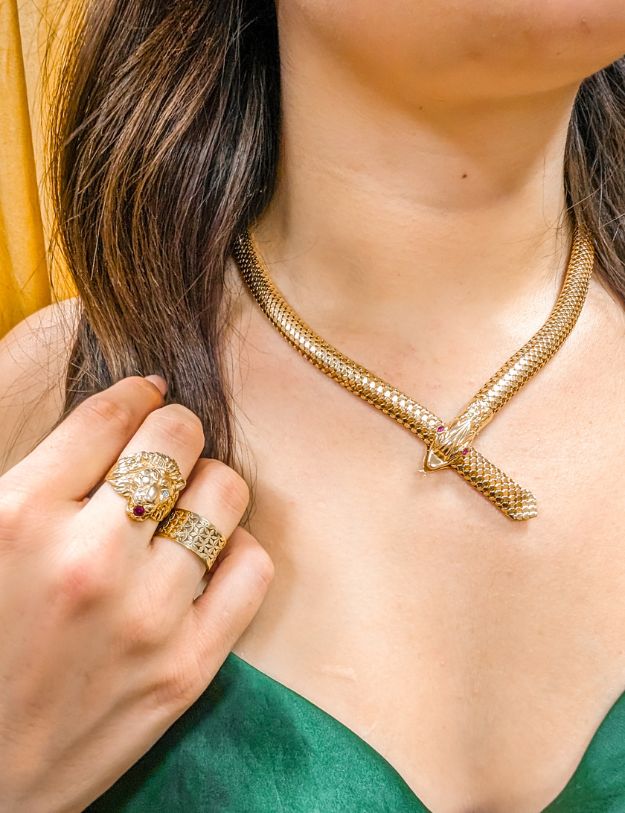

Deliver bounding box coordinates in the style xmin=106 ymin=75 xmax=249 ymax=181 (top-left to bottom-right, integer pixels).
xmin=231 ymin=224 xmax=595 ymax=521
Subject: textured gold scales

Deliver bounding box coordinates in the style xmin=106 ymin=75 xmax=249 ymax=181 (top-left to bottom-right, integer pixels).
xmin=231 ymin=224 xmax=595 ymax=521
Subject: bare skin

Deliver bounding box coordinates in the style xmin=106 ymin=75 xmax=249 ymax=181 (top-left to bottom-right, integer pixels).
xmin=4 ymin=2 xmax=625 ymax=812
xmin=226 ymin=258 xmax=625 ymax=813
xmin=227 ymin=2 xmax=625 ymax=811
xmin=0 ymin=313 xmax=273 ymax=812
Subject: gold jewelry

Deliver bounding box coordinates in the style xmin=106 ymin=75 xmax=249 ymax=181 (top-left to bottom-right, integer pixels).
xmin=156 ymin=509 xmax=228 ymax=570
xmin=105 ymin=451 xmax=186 ymax=522
xmin=231 ymin=223 xmax=595 ymax=521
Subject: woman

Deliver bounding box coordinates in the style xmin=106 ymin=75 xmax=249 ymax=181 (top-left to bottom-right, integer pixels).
xmin=2 ymin=1 xmax=625 ymax=811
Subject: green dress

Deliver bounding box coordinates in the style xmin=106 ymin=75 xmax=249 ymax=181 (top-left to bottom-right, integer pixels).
xmin=86 ymin=652 xmax=625 ymax=812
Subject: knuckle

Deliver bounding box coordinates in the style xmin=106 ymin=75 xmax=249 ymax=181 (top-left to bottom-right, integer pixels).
xmin=150 ymin=404 xmax=205 ymax=449
xmin=0 ymin=488 xmax=31 ymax=543
xmin=151 ymin=658 xmax=200 ymax=711
xmin=244 ymin=543 xmax=275 ymax=592
xmin=81 ymin=393 xmax=136 ymax=436
xmin=209 ymin=462 xmax=250 ymax=516
xmin=52 ymin=551 xmax=116 ymax=608
xmin=228 ymin=527 xmax=274 ymax=593
xmin=119 ymin=601 xmax=168 ymax=651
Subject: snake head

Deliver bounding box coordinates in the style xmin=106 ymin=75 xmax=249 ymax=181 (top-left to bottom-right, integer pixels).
xmin=424 ymin=417 xmax=476 ymax=471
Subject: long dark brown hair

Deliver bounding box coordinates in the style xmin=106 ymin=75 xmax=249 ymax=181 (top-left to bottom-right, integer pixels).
xmin=46 ymin=1 xmax=624 ymax=481
xmin=46 ymin=0 xmax=280 ymax=478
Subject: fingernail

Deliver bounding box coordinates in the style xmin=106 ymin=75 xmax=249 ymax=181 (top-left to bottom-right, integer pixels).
xmin=144 ymin=374 xmax=168 ymax=396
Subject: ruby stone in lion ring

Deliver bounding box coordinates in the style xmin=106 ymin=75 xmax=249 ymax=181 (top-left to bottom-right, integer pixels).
xmin=104 ymin=451 xmax=187 ymax=522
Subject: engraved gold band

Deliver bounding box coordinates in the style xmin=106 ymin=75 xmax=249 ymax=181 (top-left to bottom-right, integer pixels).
xmin=156 ymin=509 xmax=229 ymax=571
xmin=105 ymin=451 xmax=187 ymax=522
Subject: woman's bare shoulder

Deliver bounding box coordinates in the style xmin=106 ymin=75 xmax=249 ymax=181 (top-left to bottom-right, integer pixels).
xmin=0 ymin=297 xmax=81 ymax=474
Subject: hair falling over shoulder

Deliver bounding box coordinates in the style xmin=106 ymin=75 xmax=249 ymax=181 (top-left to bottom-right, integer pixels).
xmin=46 ymin=0 xmax=625 ymax=473
xmin=46 ymin=0 xmax=280 ymax=467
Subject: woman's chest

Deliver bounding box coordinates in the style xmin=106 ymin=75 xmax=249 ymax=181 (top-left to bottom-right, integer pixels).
xmin=226 ymin=293 xmax=625 ymax=811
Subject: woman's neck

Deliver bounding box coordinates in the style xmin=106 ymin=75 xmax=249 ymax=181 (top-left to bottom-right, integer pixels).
xmin=252 ymin=22 xmax=583 ymax=339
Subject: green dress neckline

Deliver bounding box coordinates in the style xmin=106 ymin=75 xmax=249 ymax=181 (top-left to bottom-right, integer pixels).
xmin=226 ymin=652 xmax=625 ymax=811
xmin=87 ymin=650 xmax=625 ymax=812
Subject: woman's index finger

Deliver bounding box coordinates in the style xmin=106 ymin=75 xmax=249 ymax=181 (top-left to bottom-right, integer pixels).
xmin=5 ymin=376 xmax=167 ymax=502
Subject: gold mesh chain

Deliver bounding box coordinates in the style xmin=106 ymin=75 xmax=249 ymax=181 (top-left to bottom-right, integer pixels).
xmin=231 ymin=224 xmax=595 ymax=521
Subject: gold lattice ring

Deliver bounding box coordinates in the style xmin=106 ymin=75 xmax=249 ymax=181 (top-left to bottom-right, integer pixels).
xmin=104 ymin=451 xmax=187 ymax=522
xmin=155 ymin=509 xmax=229 ymax=571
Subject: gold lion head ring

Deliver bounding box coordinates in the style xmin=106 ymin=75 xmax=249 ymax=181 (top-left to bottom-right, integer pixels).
xmin=105 ymin=451 xmax=228 ymax=571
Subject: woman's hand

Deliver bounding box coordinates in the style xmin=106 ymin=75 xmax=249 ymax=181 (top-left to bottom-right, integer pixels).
xmin=0 ymin=375 xmax=273 ymax=813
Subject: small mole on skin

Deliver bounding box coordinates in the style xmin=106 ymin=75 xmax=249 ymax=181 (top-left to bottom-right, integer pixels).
xmin=461 ymin=172 xmax=468 ymax=179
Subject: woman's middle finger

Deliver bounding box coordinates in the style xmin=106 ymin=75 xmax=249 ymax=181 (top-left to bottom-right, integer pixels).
xmin=143 ymin=457 xmax=250 ymax=614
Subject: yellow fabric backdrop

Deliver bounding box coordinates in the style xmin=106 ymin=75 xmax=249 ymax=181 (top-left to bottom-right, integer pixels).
xmin=0 ymin=0 xmax=75 ymax=338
